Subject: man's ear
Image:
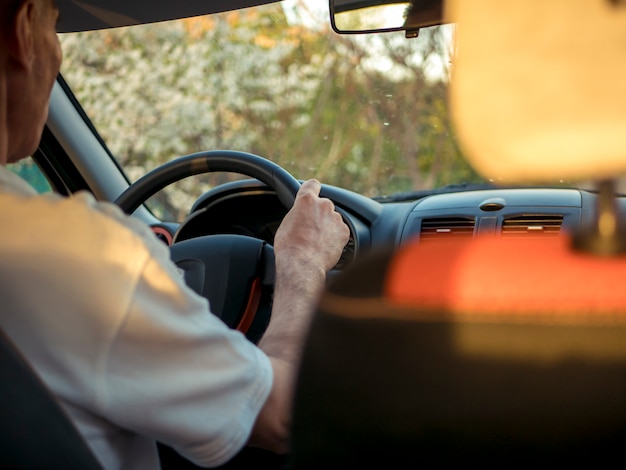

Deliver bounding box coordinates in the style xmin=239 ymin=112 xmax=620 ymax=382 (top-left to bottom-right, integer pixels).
xmin=7 ymin=0 xmax=36 ymax=70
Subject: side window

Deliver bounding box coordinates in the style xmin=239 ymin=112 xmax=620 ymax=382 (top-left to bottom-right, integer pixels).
xmin=7 ymin=157 xmax=52 ymax=194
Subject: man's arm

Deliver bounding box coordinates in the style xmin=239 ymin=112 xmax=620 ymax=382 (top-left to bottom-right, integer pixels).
xmin=248 ymin=179 xmax=350 ymax=453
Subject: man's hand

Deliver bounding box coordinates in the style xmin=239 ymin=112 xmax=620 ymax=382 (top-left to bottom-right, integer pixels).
xmin=274 ymin=179 xmax=350 ymax=276
xmin=261 ymin=179 xmax=350 ymax=361
xmin=249 ymin=180 xmax=349 ymax=453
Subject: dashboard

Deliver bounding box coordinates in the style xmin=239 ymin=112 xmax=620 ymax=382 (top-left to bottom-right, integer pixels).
xmin=151 ymin=179 xmax=625 ymax=270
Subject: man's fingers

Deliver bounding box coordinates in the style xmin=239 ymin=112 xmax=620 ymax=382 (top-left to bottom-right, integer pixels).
xmin=296 ymin=179 xmax=321 ymax=198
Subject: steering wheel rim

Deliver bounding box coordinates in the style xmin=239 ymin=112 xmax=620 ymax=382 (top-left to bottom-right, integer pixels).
xmin=115 ymin=150 xmax=301 ymax=214
xmin=114 ymin=150 xmax=301 ymax=344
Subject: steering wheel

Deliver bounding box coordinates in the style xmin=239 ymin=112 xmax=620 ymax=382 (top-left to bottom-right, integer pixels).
xmin=114 ymin=150 xmax=301 ymax=344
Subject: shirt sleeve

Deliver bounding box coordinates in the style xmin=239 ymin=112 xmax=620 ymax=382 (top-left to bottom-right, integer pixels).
xmin=0 ymin=178 xmax=274 ymax=467
xmin=93 ymin=201 xmax=274 ymax=467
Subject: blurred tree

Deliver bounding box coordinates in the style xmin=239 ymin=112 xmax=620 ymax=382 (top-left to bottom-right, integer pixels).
xmin=59 ymin=0 xmax=481 ymax=220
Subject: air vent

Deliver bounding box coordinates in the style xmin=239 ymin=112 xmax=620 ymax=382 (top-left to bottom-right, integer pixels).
xmin=420 ymin=217 xmax=476 ymax=240
xmin=501 ymin=215 xmax=563 ymax=237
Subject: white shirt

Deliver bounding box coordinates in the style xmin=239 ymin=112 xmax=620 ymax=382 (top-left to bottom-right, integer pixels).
xmin=0 ymin=166 xmax=273 ymax=469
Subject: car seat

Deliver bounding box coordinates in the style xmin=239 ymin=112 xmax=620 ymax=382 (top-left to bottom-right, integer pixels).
xmin=0 ymin=327 xmax=103 ymax=469
xmin=288 ymin=0 xmax=626 ymax=467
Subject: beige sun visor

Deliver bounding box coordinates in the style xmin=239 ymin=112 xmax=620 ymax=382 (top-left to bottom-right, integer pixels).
xmin=445 ymin=0 xmax=626 ymax=184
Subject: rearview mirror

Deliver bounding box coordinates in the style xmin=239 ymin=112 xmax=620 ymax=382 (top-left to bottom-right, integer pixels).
xmin=329 ymin=0 xmax=444 ymax=37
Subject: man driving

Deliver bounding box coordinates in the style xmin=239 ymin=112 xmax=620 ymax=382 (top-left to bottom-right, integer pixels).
xmin=0 ymin=0 xmax=350 ymax=467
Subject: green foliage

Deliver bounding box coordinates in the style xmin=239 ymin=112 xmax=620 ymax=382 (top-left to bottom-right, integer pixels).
xmin=7 ymin=159 xmax=52 ymax=194
xmin=59 ymin=1 xmax=482 ymax=221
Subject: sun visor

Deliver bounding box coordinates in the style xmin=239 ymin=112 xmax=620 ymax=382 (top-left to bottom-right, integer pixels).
xmin=56 ymin=0 xmax=280 ymax=33
xmin=445 ymin=0 xmax=626 ymax=183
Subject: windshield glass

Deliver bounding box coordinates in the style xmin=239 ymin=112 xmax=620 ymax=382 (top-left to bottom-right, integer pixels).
xmin=59 ymin=0 xmax=482 ymax=220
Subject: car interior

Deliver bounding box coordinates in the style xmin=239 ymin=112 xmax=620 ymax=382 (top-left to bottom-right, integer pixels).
xmin=290 ymin=0 xmax=626 ymax=468
xmin=2 ymin=0 xmax=626 ymax=468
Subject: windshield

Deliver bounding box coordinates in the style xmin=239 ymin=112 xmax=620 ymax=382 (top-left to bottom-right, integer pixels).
xmin=59 ymin=0 xmax=482 ymax=220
